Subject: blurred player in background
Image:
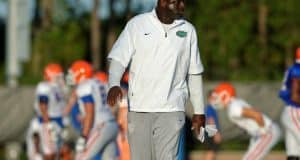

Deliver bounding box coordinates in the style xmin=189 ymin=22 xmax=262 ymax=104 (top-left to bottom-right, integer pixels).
xmin=67 ymin=60 xmax=118 ymax=160
xmin=92 ymin=71 xmax=110 ymax=160
xmin=94 ymin=71 xmax=108 ymax=84
xmin=279 ymin=47 xmax=300 ymax=160
xmin=64 ymin=91 xmax=101 ymax=160
xmin=33 ymin=63 xmax=67 ymax=160
xmin=211 ymin=82 xmax=281 ymax=160
xmin=63 ymin=71 xmax=110 ymax=160
xmin=116 ymin=71 xmax=130 ymax=160
xmin=26 ymin=118 xmax=42 ymax=160
xmin=204 ymin=90 xmax=222 ymax=160
xmin=65 ymin=71 xmax=109 ymax=133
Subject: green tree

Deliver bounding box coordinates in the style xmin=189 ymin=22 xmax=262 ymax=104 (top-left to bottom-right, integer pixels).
xmin=22 ymin=21 xmax=87 ymax=83
xmin=187 ymin=0 xmax=300 ymax=81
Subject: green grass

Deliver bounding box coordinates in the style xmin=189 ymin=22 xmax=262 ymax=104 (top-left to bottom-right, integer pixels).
xmin=193 ymin=139 xmax=285 ymax=151
xmin=0 ymin=139 xmax=286 ymax=159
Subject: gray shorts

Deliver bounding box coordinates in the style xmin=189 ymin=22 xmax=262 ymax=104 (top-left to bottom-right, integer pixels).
xmin=128 ymin=111 xmax=185 ymax=160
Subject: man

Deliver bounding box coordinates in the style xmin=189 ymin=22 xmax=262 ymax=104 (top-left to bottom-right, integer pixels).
xmin=107 ymin=0 xmax=206 ymax=159
xmin=64 ymin=71 xmax=111 ymax=160
xmin=64 ymin=96 xmax=102 ymax=160
xmin=279 ymin=47 xmax=300 ymax=160
xmin=211 ymin=82 xmax=281 ymax=160
xmin=65 ymin=71 xmax=109 ymax=133
xmin=34 ymin=63 xmax=66 ymax=160
xmin=26 ymin=117 xmax=42 ymax=160
xmin=67 ymin=60 xmax=118 ymax=160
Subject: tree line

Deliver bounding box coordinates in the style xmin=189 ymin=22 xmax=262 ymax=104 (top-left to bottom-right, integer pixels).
xmin=20 ymin=0 xmax=300 ymax=83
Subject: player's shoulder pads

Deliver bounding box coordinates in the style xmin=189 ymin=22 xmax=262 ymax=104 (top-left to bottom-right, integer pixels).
xmin=76 ymin=80 xmax=93 ymax=97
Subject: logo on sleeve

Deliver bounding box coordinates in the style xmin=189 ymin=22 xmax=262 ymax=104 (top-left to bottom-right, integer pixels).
xmin=176 ymin=31 xmax=187 ymax=38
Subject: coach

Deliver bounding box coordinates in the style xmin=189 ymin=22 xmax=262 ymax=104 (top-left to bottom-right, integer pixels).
xmin=107 ymin=0 xmax=205 ymax=159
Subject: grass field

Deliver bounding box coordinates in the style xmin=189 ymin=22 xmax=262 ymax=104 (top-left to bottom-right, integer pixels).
xmin=0 ymin=149 xmax=287 ymax=160
xmin=190 ymin=151 xmax=285 ymax=160
xmin=0 ymin=139 xmax=286 ymax=159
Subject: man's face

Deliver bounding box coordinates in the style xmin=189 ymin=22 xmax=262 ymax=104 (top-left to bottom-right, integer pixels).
xmin=177 ymin=0 xmax=185 ymax=17
xmin=160 ymin=0 xmax=185 ymax=16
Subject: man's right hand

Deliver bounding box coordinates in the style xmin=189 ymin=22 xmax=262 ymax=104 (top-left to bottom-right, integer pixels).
xmin=191 ymin=114 xmax=206 ymax=136
xmin=107 ymin=86 xmax=123 ymax=107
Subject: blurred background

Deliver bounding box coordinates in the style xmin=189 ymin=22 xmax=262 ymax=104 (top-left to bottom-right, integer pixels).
xmin=1 ymin=0 xmax=300 ymax=159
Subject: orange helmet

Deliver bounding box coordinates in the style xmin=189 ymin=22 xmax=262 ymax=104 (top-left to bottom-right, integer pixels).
xmin=211 ymin=82 xmax=236 ymax=109
xmin=122 ymin=71 xmax=129 ymax=84
xmin=44 ymin=63 xmax=63 ymax=82
xmin=68 ymin=60 xmax=93 ymax=85
xmin=94 ymin=71 xmax=108 ymax=84
xmin=296 ymin=47 xmax=300 ymax=63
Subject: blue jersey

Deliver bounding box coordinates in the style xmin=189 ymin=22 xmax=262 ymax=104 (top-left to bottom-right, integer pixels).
xmin=279 ymin=63 xmax=300 ymax=108
xmin=205 ymin=105 xmax=220 ymax=130
xmin=38 ymin=116 xmax=64 ymax=128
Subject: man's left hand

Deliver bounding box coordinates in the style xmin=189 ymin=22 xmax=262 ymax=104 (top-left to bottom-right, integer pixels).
xmin=192 ymin=114 xmax=206 ymax=142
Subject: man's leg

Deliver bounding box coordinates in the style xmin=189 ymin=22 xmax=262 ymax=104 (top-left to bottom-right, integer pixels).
xmin=243 ymin=123 xmax=280 ymax=160
xmin=178 ymin=128 xmax=186 ymax=160
xmin=152 ymin=112 xmax=185 ymax=160
xmin=204 ymin=136 xmax=220 ymax=160
xmin=76 ymin=121 xmax=119 ymax=160
xmin=102 ymin=141 xmax=118 ymax=160
xmin=286 ymin=131 xmax=300 ymax=160
xmin=282 ymin=107 xmax=300 ymax=159
xmin=40 ymin=124 xmax=58 ymax=160
xmin=127 ymin=112 xmax=153 ymax=160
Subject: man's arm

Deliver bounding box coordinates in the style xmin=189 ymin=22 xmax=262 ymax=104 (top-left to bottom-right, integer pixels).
xmin=75 ymin=84 xmax=95 ymax=152
xmin=242 ymin=108 xmax=264 ymax=127
xmin=188 ymin=74 xmax=205 ymax=114
xmin=207 ymin=117 xmax=222 ymax=143
xmin=82 ymin=103 xmax=94 ymax=138
xmin=188 ymin=74 xmax=205 ymax=135
xmin=63 ymin=90 xmax=77 ymax=116
xmin=108 ymin=60 xmax=126 ymax=89
xmin=107 ymin=19 xmax=136 ymax=106
xmin=107 ymin=60 xmax=126 ymax=106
